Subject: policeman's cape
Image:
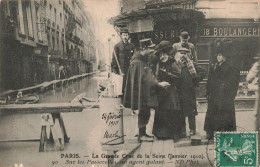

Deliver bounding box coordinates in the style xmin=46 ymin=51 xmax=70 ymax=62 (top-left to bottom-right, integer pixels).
xmin=123 ymin=53 xmax=159 ymax=110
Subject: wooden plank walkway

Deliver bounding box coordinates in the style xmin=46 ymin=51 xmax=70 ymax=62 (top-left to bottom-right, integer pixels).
xmin=121 ymin=139 xmax=175 ymax=167
xmin=0 ymin=103 xmax=84 ymax=114
xmin=0 ymin=71 xmax=99 ymax=98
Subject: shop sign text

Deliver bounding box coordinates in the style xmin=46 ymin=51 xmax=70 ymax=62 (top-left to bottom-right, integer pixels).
xmin=201 ymin=26 xmax=260 ymax=37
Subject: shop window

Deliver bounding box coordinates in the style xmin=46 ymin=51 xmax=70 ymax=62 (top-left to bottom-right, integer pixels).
xmin=47 ymin=34 xmax=50 ymax=46
xmin=54 ymin=8 xmax=57 ymax=23
xmin=52 ymin=36 xmax=55 ymax=49
xmin=196 ymin=44 xmax=211 ymax=61
xmin=57 ymin=37 xmax=59 ymax=50
xmin=60 ymin=13 xmax=62 ymax=23
xmin=22 ymin=1 xmax=33 ymax=37
xmin=62 ymin=40 xmax=64 ymax=53
xmin=9 ymin=1 xmax=18 ymax=26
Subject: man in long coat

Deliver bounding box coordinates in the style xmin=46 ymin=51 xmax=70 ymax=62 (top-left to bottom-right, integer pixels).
xmin=174 ymin=48 xmax=206 ymax=136
xmin=204 ymin=50 xmax=240 ymax=138
xmin=111 ymin=28 xmax=135 ymax=95
xmin=123 ymin=39 xmax=170 ymax=142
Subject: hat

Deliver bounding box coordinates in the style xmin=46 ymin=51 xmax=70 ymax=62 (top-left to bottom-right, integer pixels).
xmin=120 ymin=27 xmax=129 ymax=34
xmin=177 ymin=47 xmax=190 ymax=53
xmin=154 ymin=40 xmax=173 ymax=54
xmin=139 ymin=38 xmax=156 ymax=49
xmin=180 ymin=31 xmax=189 ymax=40
xmin=215 ymin=38 xmax=233 ymax=56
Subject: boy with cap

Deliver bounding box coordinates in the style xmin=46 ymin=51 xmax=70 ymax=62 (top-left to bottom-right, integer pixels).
xmin=123 ymin=39 xmax=170 ymax=142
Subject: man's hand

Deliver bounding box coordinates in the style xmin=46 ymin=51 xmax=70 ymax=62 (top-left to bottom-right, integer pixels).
xmin=158 ymin=81 xmax=171 ymax=88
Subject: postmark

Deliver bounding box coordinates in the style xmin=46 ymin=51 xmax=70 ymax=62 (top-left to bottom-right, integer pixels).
xmin=214 ymin=131 xmax=258 ymax=167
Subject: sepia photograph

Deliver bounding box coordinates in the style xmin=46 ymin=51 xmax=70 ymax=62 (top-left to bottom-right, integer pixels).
xmin=0 ymin=0 xmax=259 ymax=166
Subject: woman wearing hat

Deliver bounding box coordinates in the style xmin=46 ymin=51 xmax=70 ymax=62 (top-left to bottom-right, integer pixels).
xmin=152 ymin=41 xmax=182 ymax=139
xmin=204 ymin=48 xmax=240 ymax=139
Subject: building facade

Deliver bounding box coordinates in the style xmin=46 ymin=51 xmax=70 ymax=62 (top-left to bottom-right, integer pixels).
xmin=109 ymin=0 xmax=260 ymax=98
xmin=0 ymin=0 xmax=97 ymax=92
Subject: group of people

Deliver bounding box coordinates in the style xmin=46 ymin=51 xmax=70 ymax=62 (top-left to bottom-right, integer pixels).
xmin=111 ymin=29 xmax=240 ymax=142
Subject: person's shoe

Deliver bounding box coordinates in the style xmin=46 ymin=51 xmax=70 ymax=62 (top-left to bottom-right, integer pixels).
xmin=131 ymin=110 xmax=136 ymax=116
xmin=190 ymin=130 xmax=196 ymax=136
xmin=144 ymin=134 xmax=154 ymax=138
xmin=134 ymin=134 xmax=139 ymax=137
xmin=138 ymin=135 xmax=154 ymax=142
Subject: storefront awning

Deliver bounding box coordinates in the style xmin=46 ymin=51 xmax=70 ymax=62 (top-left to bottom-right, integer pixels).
xmin=108 ymin=8 xmax=205 ymax=28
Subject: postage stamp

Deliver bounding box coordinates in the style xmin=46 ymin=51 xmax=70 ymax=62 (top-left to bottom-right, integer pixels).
xmin=215 ymin=132 xmax=258 ymax=167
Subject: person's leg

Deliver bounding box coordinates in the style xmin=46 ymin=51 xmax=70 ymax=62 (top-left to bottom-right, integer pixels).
xmin=180 ymin=114 xmax=186 ymax=138
xmin=138 ymin=106 xmax=153 ymax=141
xmin=188 ymin=115 xmax=196 ymax=135
xmin=138 ymin=106 xmax=150 ymax=136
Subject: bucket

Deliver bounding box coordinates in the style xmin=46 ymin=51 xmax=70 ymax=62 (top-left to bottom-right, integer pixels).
xmin=110 ymin=73 xmax=123 ymax=97
xmin=100 ymin=96 xmax=124 ymax=145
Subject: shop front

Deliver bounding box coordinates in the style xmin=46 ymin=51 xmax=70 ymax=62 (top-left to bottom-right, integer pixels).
xmin=109 ymin=8 xmax=205 ymax=47
xmin=196 ymin=19 xmax=260 ymax=99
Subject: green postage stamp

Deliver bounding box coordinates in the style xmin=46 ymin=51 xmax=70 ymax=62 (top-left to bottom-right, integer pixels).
xmin=215 ymin=132 xmax=258 ymax=167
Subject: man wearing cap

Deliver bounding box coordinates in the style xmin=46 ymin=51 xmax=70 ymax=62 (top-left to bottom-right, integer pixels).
xmin=172 ymin=31 xmax=198 ymax=65
xmin=111 ymin=28 xmax=135 ymax=95
xmin=123 ymin=38 xmax=170 ymax=142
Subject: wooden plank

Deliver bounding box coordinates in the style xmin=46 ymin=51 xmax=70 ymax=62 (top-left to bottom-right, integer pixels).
xmin=130 ymin=142 xmax=153 ymax=167
xmin=148 ymin=139 xmax=164 ymax=167
xmin=0 ymin=138 xmax=40 ymax=142
xmin=18 ymin=85 xmax=42 ymax=92
xmin=114 ymin=144 xmax=141 ymax=167
xmin=0 ymin=103 xmax=84 ymax=114
xmin=162 ymin=140 xmax=175 ymax=167
xmin=102 ymin=139 xmax=139 ymax=151
xmin=0 ymin=90 xmax=18 ymax=97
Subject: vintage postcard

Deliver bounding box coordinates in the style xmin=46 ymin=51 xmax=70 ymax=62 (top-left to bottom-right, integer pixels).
xmin=0 ymin=0 xmax=259 ymax=167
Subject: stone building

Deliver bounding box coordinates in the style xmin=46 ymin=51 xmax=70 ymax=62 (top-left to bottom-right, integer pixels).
xmin=0 ymin=0 xmax=97 ymax=92
xmin=109 ymin=0 xmax=260 ymax=98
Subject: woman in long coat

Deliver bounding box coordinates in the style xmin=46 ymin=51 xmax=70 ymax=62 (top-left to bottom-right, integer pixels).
xmin=152 ymin=41 xmax=182 ymax=139
xmin=204 ymin=51 xmax=240 ymax=138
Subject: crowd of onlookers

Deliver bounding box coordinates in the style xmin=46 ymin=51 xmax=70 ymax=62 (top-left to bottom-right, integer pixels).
xmin=111 ymin=29 xmax=256 ymax=142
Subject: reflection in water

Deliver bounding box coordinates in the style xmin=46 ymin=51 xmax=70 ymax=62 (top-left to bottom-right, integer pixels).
xmin=39 ymin=76 xmax=99 ymax=103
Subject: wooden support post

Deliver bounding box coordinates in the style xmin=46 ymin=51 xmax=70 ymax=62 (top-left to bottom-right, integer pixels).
xmin=39 ymin=113 xmax=66 ymax=151
xmin=39 ymin=126 xmax=47 ymax=152
xmin=59 ymin=114 xmax=70 ymax=143
xmin=50 ymin=124 xmax=61 ymax=150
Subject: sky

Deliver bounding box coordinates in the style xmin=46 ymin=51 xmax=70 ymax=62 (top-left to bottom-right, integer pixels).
xmin=83 ymin=0 xmax=119 ymax=43
xmin=83 ymin=0 xmax=120 ymax=64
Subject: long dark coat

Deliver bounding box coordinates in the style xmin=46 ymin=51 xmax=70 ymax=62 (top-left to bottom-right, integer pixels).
xmin=111 ymin=41 xmax=135 ymax=94
xmin=204 ymin=62 xmax=240 ymax=133
xmin=176 ymin=63 xmax=206 ymax=117
xmin=123 ymin=52 xmax=159 ymax=110
xmin=152 ymin=58 xmax=182 ymax=139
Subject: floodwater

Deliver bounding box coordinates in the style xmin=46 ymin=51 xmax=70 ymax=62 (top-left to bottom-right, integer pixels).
xmin=39 ymin=75 xmax=100 ymax=103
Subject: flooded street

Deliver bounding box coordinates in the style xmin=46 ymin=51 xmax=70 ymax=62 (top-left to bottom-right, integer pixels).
xmin=0 ymin=72 xmax=139 ymax=167
xmin=39 ymin=75 xmax=100 ymax=103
